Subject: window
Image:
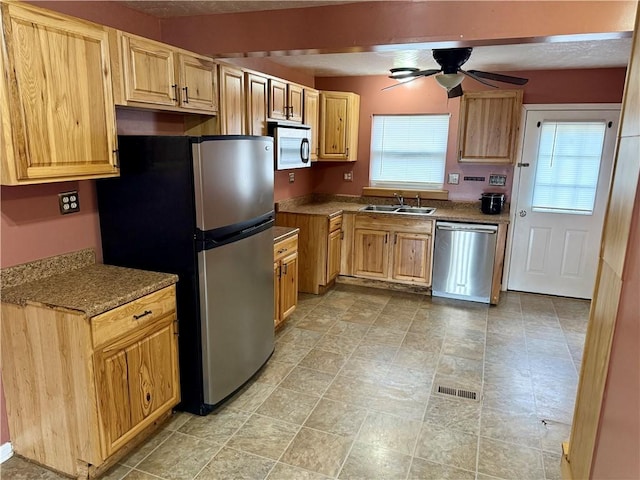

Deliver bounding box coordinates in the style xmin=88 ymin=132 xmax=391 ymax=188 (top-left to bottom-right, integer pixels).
xmin=370 ymin=114 xmax=449 ymax=189
xmin=532 ymin=121 xmax=607 ymax=215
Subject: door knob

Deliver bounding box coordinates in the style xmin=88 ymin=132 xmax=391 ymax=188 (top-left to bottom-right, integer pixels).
xmin=519 ymin=210 xmax=527 ymax=217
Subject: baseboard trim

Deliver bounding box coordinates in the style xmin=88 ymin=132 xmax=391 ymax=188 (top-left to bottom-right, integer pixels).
xmin=0 ymin=442 xmax=13 ymax=463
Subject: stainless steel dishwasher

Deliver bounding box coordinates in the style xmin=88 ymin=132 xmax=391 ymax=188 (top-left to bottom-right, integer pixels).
xmin=432 ymin=221 xmax=498 ymax=303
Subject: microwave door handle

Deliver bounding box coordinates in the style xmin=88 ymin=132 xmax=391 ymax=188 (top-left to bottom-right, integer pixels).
xmin=300 ymin=138 xmax=310 ymax=164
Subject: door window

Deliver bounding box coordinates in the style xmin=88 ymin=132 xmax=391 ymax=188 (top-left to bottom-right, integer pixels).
xmin=532 ymin=121 xmax=607 ymax=215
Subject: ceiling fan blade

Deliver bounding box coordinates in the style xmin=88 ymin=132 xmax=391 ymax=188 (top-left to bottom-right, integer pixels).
xmin=460 ymin=69 xmax=499 ymax=88
xmin=467 ymin=70 xmax=529 ymax=85
xmin=414 ymin=69 xmax=441 ymax=78
xmin=447 ymin=84 xmax=463 ymax=98
xmin=381 ymin=75 xmax=424 ymax=91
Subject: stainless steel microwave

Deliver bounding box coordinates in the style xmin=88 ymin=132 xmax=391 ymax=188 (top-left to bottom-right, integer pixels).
xmin=268 ymin=121 xmax=311 ymax=170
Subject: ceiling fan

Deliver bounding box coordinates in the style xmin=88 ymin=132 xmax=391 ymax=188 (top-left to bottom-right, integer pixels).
xmin=385 ymin=47 xmax=528 ymax=98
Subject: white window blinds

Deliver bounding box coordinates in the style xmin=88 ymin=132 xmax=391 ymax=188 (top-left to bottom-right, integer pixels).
xmin=370 ymin=114 xmax=449 ymax=189
xmin=532 ymin=121 xmax=606 ymax=215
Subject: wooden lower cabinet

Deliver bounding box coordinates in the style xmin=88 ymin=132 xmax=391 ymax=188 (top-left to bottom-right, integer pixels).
xmin=1 ymin=285 xmax=180 ymax=478
xmin=276 ymin=213 xmax=343 ymax=294
xmin=353 ymin=215 xmax=434 ymax=286
xmin=274 ymin=234 xmax=299 ymax=328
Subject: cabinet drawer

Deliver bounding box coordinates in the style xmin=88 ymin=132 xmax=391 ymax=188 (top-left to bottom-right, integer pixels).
xmin=329 ymin=215 xmax=343 ymax=233
xmin=274 ymin=235 xmax=298 ymax=262
xmin=92 ymin=285 xmax=176 ymax=348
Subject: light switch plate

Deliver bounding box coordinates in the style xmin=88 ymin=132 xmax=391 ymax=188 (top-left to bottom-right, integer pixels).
xmin=447 ymin=173 xmax=460 ymax=185
xmin=58 ymin=191 xmax=80 ymax=215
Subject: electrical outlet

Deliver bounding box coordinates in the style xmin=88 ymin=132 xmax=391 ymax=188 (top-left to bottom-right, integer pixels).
xmin=288 ymin=172 xmax=295 ymax=183
xmin=447 ymin=173 xmax=460 ymax=185
xmin=58 ymin=191 xmax=80 ymax=215
xmin=343 ymin=172 xmax=353 ymax=181
xmin=489 ymin=174 xmax=507 ymax=186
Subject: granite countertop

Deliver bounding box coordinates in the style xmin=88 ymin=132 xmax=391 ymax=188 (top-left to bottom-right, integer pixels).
xmin=277 ymin=199 xmax=511 ymax=224
xmin=273 ymin=226 xmax=300 ymax=243
xmin=2 ymin=264 xmax=178 ymax=317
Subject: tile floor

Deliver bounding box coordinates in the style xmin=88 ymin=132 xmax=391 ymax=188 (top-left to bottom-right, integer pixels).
xmin=1 ymin=284 xmax=589 ymax=480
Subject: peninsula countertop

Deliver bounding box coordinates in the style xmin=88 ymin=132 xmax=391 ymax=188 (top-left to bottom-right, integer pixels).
xmin=2 ymin=264 xmax=178 ymax=317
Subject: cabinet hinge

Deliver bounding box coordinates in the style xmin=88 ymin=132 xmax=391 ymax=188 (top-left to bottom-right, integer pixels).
xmin=113 ymin=149 xmax=120 ymax=168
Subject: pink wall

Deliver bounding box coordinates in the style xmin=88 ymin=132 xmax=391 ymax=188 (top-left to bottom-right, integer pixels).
xmin=160 ymin=1 xmax=635 ymax=57
xmin=313 ymin=68 xmax=625 ymax=201
xmin=225 ymin=58 xmax=315 ymax=88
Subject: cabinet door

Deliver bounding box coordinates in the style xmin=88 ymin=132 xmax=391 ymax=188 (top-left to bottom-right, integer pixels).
xmin=274 ymin=261 xmax=281 ymax=327
xmin=392 ymin=232 xmax=431 ymax=285
xmin=96 ymin=318 xmax=179 ymax=457
xmin=120 ymin=33 xmax=177 ymax=106
xmin=178 ymin=53 xmax=217 ymax=113
xmin=327 ymin=228 xmax=342 ymax=283
xmin=1 ymin=3 xmax=118 ymax=183
xmin=127 ymin=322 xmax=180 ymax=428
xmin=280 ymin=251 xmax=298 ymax=321
xmin=288 ymin=84 xmax=304 ymax=123
xmin=458 ymin=90 xmax=523 ymax=164
xmin=304 ymin=89 xmax=320 ymax=161
xmin=319 ymin=91 xmax=359 ymax=161
xmin=354 ymin=229 xmax=390 ymax=279
xmin=219 ymin=65 xmax=246 ymax=135
xmin=246 ymin=73 xmax=269 ymax=135
xmin=269 ymin=79 xmax=288 ymax=120
xmin=97 ymin=349 xmax=132 ymax=454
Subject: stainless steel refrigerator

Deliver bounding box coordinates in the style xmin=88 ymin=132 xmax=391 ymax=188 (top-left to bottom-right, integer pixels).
xmin=97 ymin=135 xmax=275 ymax=415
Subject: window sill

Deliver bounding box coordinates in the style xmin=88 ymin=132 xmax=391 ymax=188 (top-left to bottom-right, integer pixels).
xmin=362 ymin=187 xmax=449 ymax=200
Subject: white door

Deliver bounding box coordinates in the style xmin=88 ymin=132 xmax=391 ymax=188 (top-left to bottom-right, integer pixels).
xmin=508 ymin=108 xmax=619 ymax=299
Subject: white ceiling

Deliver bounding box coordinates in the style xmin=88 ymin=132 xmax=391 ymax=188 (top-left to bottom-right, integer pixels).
xmin=119 ymin=1 xmax=633 ymax=76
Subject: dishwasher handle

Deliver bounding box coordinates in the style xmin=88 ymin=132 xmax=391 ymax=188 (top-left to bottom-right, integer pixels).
xmin=436 ymin=223 xmax=497 ymax=234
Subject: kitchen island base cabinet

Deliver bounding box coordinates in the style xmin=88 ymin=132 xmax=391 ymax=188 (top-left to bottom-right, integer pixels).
xmin=0 ymin=286 xmax=180 ymax=479
xmin=276 ymin=213 xmax=342 ymax=295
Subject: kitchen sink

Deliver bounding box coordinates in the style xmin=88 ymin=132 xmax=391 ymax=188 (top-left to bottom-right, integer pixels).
xmin=359 ymin=205 xmax=436 ymax=215
xmin=395 ymin=206 xmax=436 ymax=215
xmin=360 ymin=205 xmax=402 ymax=212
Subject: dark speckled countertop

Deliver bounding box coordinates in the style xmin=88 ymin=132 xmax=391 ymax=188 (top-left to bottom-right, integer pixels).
xmin=2 ymin=252 xmax=178 ymax=317
xmin=276 ymin=197 xmax=510 ymax=224
xmin=273 ymin=226 xmax=299 ymax=243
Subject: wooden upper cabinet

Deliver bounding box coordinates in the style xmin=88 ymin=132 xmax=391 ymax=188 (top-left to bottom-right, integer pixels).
xmin=268 ymin=79 xmax=303 ymax=122
xmin=0 ymin=2 xmax=119 ymax=185
xmin=246 ymin=73 xmax=269 ymax=135
xmin=120 ymin=33 xmax=177 ymax=107
xmin=319 ymin=91 xmax=360 ymax=161
xmin=457 ymin=89 xmax=523 ymax=164
xmin=219 ymin=65 xmax=246 ymax=135
xmin=115 ymin=31 xmax=217 ymax=114
xmin=178 ymin=52 xmax=218 ymax=112
xmin=269 ymin=78 xmax=288 ymax=120
xmin=288 ymin=84 xmax=303 ymax=122
xmin=303 ymin=88 xmax=320 ymax=160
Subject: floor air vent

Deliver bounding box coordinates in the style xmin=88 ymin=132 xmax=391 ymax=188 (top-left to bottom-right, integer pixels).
xmin=436 ymin=385 xmax=478 ymax=401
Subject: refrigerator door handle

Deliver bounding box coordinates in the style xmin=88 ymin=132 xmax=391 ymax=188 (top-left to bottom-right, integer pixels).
xmin=196 ymin=215 xmax=275 ymax=252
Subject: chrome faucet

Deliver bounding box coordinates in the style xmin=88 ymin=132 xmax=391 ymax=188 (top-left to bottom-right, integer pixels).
xmin=393 ymin=193 xmax=404 ymax=206
xmin=416 ymin=194 xmax=421 ymax=208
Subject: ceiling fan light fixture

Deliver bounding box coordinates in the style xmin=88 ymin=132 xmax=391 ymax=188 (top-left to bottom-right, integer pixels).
xmin=435 ymin=73 xmax=464 ymax=90
xmin=389 ymin=67 xmax=419 ymax=81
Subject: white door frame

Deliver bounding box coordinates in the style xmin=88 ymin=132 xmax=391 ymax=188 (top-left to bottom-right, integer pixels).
xmin=502 ymin=103 xmax=621 ymax=293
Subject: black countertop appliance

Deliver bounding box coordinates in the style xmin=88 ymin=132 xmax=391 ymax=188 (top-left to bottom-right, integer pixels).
xmin=480 ymin=192 xmax=505 ymax=214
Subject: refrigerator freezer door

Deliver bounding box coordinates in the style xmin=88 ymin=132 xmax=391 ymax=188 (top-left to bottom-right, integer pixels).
xmin=197 ymin=226 xmax=274 ymax=405
xmin=193 ymin=136 xmax=275 ymax=231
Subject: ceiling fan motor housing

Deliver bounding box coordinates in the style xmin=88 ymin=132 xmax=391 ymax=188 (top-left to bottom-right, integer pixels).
xmin=433 ymin=47 xmax=473 ymax=73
